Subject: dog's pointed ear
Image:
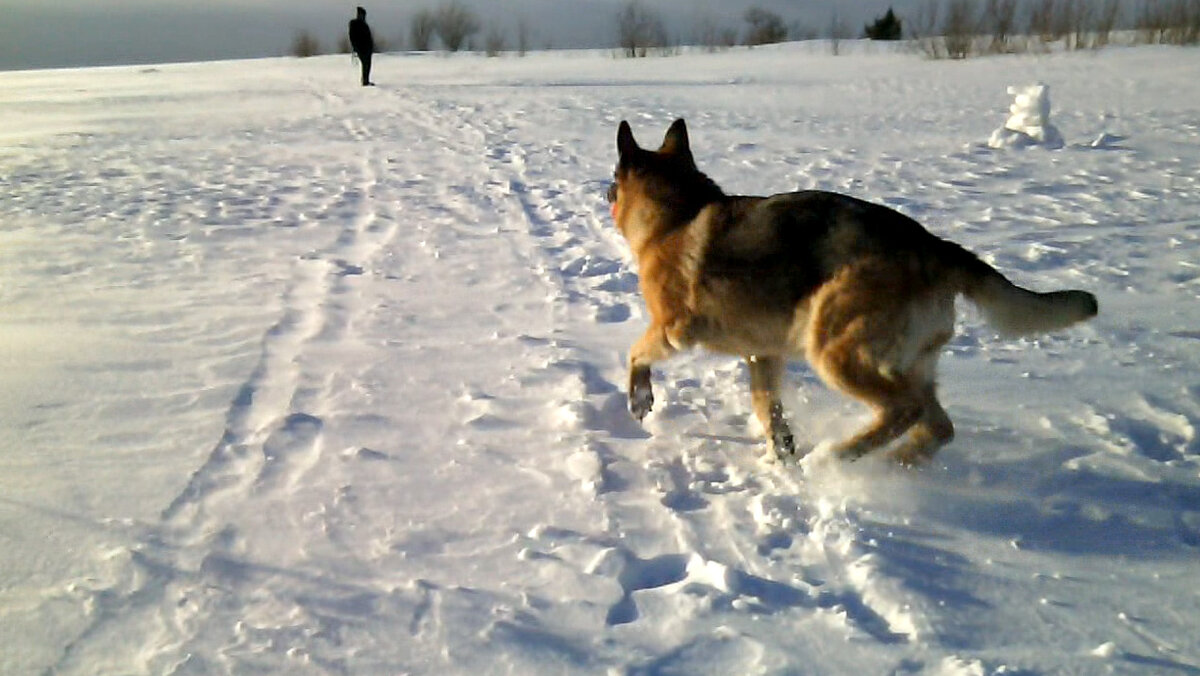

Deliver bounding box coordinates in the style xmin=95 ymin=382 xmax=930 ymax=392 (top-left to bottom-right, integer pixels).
xmin=660 ymin=118 xmax=694 ymax=166
xmin=617 ymin=121 xmax=638 ymax=158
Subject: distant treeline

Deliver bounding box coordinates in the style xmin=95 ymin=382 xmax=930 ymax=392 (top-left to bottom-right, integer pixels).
xmin=909 ymin=0 xmax=1200 ymax=58
xmin=290 ymin=0 xmax=1200 ymax=59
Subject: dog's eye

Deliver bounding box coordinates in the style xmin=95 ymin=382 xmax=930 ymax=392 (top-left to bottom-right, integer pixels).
xmin=606 ymin=182 xmax=618 ymax=204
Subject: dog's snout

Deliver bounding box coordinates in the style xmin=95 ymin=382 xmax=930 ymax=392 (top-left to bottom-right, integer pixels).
xmin=606 ymin=182 xmax=617 ymax=204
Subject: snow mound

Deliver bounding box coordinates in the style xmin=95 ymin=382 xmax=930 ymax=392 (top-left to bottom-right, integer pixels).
xmin=988 ymin=83 xmax=1064 ymax=149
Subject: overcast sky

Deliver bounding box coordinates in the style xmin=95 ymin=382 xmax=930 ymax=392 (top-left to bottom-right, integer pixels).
xmin=0 ymin=1 xmax=920 ymax=71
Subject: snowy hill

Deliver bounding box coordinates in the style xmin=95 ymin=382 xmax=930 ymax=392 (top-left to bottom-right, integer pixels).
xmin=2 ymin=44 xmax=1199 ymax=675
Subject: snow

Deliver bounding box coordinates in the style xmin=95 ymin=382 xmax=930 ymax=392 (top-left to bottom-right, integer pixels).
xmin=2 ymin=43 xmax=1199 ymax=675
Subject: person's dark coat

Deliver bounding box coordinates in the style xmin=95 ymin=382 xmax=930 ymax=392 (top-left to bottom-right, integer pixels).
xmin=349 ymin=7 xmax=374 ymax=56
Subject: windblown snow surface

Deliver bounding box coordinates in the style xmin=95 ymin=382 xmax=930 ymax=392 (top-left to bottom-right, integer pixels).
xmin=2 ymin=43 xmax=1199 ymax=675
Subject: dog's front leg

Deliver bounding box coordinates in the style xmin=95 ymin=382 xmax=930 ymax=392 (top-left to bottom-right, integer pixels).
xmin=747 ymin=355 xmax=796 ymax=457
xmin=628 ymin=324 xmax=677 ymax=421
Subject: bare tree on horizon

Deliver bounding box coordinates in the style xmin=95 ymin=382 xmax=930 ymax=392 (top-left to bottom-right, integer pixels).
xmin=616 ymin=0 xmax=669 ymax=57
xmin=435 ymin=2 xmax=481 ymax=52
xmin=411 ymin=8 xmax=437 ymax=51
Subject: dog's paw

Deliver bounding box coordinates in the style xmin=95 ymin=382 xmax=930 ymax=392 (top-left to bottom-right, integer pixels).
xmin=766 ymin=403 xmax=798 ymax=459
xmin=889 ymin=445 xmax=935 ymax=469
xmin=628 ymin=383 xmax=654 ymax=421
xmin=628 ymin=365 xmax=654 ymax=422
xmin=769 ymin=425 xmax=796 ymax=458
xmin=765 ymin=437 xmax=812 ymax=468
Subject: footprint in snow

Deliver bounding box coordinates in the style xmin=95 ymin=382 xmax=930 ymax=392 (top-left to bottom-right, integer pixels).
xmin=587 ymin=549 xmax=690 ymax=626
xmin=256 ymin=413 xmax=324 ymax=490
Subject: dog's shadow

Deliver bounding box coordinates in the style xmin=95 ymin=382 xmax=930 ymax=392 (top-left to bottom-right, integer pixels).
xmin=925 ymin=445 xmax=1200 ymax=558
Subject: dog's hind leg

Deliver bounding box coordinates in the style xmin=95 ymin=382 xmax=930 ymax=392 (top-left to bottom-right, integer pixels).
xmin=810 ymin=333 xmax=924 ymax=461
xmin=832 ymin=391 xmax=923 ymax=461
xmin=806 ymin=267 xmax=955 ymax=462
xmin=747 ymin=355 xmax=795 ymax=457
xmin=890 ymin=353 xmax=955 ymax=466
xmin=890 ymin=384 xmax=954 ymax=466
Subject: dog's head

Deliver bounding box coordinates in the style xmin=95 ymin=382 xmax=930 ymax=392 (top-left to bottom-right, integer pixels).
xmin=607 ymin=119 xmax=722 ymax=249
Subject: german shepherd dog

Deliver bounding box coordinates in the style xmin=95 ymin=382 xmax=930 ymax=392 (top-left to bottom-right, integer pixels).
xmin=607 ymin=119 xmax=1098 ymax=465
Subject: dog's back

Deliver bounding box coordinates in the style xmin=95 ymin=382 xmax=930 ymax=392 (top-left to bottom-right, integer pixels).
xmin=687 ymin=191 xmax=963 ymax=355
xmin=702 ymin=190 xmax=960 ymax=295
xmin=699 ymin=189 xmax=1096 ymax=343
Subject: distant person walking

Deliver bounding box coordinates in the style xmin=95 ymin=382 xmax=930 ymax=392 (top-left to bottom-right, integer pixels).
xmin=348 ymin=6 xmax=375 ymax=86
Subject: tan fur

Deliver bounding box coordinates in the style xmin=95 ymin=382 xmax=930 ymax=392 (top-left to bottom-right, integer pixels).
xmin=609 ymin=119 xmax=1098 ymax=464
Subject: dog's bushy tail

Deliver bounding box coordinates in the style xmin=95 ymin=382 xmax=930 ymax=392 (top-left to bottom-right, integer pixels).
xmin=949 ymin=243 xmax=1098 ymax=337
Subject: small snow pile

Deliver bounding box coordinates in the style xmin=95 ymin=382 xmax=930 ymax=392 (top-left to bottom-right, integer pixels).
xmin=988 ymin=83 xmax=1064 ymax=149
xmin=1089 ymin=132 xmax=1125 ymax=149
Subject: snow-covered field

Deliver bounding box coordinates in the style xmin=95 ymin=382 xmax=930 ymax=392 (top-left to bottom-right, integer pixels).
xmin=2 ymin=43 xmax=1199 ymax=675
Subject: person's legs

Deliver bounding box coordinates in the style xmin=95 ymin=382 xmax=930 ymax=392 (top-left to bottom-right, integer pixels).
xmin=360 ymin=52 xmax=373 ymax=85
